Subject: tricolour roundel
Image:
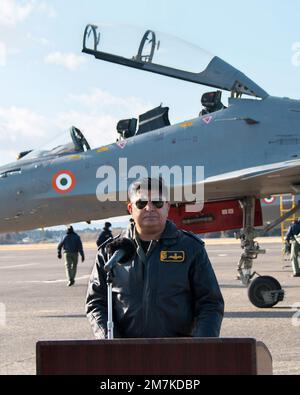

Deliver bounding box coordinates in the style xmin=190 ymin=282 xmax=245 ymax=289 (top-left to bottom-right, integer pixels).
xmin=263 ymin=196 xmax=276 ymax=205
xmin=52 ymin=170 xmax=76 ymax=194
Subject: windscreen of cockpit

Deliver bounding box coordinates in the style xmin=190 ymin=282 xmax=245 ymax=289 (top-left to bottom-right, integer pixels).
xmin=85 ymin=23 xmax=214 ymax=73
xmin=19 ymin=130 xmax=81 ymax=161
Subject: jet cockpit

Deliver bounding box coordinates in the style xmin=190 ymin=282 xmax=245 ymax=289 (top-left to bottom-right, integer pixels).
xmin=17 ymin=126 xmax=91 ymax=162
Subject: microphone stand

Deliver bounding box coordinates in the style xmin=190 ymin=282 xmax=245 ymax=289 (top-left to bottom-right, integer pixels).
xmin=103 ymin=237 xmax=136 ymax=340
xmin=104 ymin=249 xmax=124 ymax=340
xmin=106 ymin=269 xmax=114 ymax=339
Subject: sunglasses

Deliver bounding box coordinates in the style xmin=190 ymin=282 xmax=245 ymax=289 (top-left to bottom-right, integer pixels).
xmin=134 ymin=199 xmax=165 ymax=210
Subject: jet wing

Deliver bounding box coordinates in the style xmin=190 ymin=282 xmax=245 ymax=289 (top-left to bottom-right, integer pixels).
xmin=82 ymin=24 xmax=268 ymax=99
xmin=204 ymin=160 xmax=300 ymax=201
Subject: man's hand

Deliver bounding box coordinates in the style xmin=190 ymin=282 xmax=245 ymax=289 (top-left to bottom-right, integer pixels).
xmin=283 ymin=240 xmax=291 ymax=255
xmin=81 ymin=254 xmax=85 ymax=263
xmin=57 ymin=252 xmax=62 ymax=259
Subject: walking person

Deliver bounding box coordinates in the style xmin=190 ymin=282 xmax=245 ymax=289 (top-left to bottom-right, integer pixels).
xmin=58 ymin=226 xmax=85 ymax=286
xmin=96 ymin=222 xmax=113 ymax=248
xmin=285 ymin=219 xmax=300 ymax=277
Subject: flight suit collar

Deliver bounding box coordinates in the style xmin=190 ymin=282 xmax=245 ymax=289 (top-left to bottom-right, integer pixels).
xmin=133 ymin=228 xmax=154 ymax=262
xmin=128 ymin=219 xmax=179 ymax=253
xmin=160 ymin=220 xmax=180 ymax=241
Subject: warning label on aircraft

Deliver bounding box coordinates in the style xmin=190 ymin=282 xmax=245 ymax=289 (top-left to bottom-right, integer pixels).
xmin=180 ymin=121 xmax=193 ymax=128
xmin=202 ymin=116 xmax=213 ymax=125
xmin=52 ymin=170 xmax=76 ymax=194
xmin=97 ymin=146 xmax=109 ymax=153
xmin=116 ymin=141 xmax=127 ymax=149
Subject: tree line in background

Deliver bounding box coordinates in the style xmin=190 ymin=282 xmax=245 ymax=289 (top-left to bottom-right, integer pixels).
xmin=0 ymin=226 xmax=281 ymax=245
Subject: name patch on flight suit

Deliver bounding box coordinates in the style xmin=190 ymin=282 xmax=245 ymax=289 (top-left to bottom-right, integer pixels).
xmin=160 ymin=251 xmax=185 ymax=263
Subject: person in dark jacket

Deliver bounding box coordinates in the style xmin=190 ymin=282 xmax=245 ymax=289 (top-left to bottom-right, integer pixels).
xmin=96 ymin=222 xmax=113 ymax=248
xmin=57 ymin=226 xmax=85 ymax=286
xmin=285 ymin=219 xmax=300 ymax=277
xmin=86 ymin=178 xmax=224 ymax=338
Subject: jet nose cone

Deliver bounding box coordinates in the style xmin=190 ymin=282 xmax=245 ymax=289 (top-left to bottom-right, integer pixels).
xmin=0 ymin=171 xmax=26 ymax=233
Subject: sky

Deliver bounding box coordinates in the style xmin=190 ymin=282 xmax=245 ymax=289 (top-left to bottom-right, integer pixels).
xmin=1 ymin=0 xmax=300 ymax=230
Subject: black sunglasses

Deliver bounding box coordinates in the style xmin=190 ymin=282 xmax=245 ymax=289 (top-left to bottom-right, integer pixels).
xmin=134 ymin=199 xmax=165 ymax=210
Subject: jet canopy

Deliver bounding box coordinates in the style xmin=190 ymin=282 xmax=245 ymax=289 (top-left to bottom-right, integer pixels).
xmin=82 ymin=24 xmax=268 ymax=99
xmin=18 ymin=126 xmax=90 ymax=161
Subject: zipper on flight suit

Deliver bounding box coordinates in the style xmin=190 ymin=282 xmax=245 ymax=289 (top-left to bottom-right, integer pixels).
xmin=142 ymin=240 xmax=158 ymax=336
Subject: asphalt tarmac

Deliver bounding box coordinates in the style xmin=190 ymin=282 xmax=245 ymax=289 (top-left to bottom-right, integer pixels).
xmin=0 ymin=239 xmax=299 ymax=375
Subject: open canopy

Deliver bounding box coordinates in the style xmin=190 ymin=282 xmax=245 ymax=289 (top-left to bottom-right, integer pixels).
xmin=82 ymin=24 xmax=268 ymax=99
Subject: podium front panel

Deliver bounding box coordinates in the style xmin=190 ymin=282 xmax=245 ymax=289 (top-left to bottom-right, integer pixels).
xmin=36 ymin=338 xmax=272 ymax=375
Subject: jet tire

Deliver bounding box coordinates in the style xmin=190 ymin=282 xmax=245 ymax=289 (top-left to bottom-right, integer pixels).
xmin=248 ymin=276 xmax=283 ymax=308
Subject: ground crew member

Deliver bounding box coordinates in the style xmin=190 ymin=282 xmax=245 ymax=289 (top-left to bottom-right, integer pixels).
xmin=96 ymin=222 xmax=113 ymax=248
xmin=86 ymin=177 xmax=224 ymax=338
xmin=57 ymin=226 xmax=85 ymax=286
xmin=285 ymin=219 xmax=300 ymax=277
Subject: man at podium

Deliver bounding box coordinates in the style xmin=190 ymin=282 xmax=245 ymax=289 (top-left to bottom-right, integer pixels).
xmin=86 ymin=177 xmax=224 ymax=339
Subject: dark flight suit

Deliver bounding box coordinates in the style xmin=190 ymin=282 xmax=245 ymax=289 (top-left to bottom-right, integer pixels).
xmin=286 ymin=220 xmax=300 ymax=276
xmin=96 ymin=227 xmax=113 ymax=248
xmin=86 ymin=220 xmax=224 ymax=338
xmin=57 ymin=228 xmax=85 ymax=285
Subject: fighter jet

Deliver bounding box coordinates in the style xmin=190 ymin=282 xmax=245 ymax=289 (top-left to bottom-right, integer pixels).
xmin=2 ymin=25 xmax=300 ymax=307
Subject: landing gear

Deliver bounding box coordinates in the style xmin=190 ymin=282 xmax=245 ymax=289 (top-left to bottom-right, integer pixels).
xmin=248 ymin=276 xmax=284 ymax=308
xmin=237 ymin=197 xmax=284 ymax=308
xmin=237 ymin=197 xmax=265 ymax=285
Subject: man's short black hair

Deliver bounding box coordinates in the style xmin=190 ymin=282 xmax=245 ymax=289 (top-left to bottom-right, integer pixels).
xmin=104 ymin=222 xmax=112 ymax=228
xmin=128 ymin=177 xmax=168 ymax=202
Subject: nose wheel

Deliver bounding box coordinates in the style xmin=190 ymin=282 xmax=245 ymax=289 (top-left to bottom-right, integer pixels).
xmin=247 ymin=275 xmax=284 ymax=308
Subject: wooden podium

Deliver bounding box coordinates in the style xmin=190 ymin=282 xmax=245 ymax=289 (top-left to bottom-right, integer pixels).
xmin=36 ymin=338 xmax=272 ymax=375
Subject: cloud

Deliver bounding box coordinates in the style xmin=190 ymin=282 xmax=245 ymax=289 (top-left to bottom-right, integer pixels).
xmin=0 ymin=106 xmax=55 ymax=165
xmin=0 ymin=0 xmax=55 ymax=26
xmin=0 ymin=91 xmax=153 ymax=166
xmin=35 ymin=1 xmax=56 ymax=18
xmin=0 ymin=148 xmax=20 ymax=166
xmin=26 ymin=32 xmax=51 ymax=47
xmin=68 ymin=88 xmax=152 ymax=118
xmin=62 ymin=89 xmax=153 ymax=147
xmin=44 ymin=51 xmax=87 ymax=70
xmin=0 ymin=106 xmax=48 ymax=139
xmin=0 ymin=41 xmax=7 ymax=66
xmin=60 ymin=89 xmax=154 ymax=148
xmin=56 ymin=111 xmax=118 ymax=148
xmin=0 ymin=0 xmax=34 ymax=26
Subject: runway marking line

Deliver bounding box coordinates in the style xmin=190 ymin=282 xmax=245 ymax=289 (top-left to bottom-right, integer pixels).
xmin=15 ymin=275 xmax=90 ymax=284
xmin=0 ymin=262 xmax=40 ymax=270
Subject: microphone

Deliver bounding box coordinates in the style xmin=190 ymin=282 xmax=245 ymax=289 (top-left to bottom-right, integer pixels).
xmin=104 ymin=237 xmax=136 ymax=272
